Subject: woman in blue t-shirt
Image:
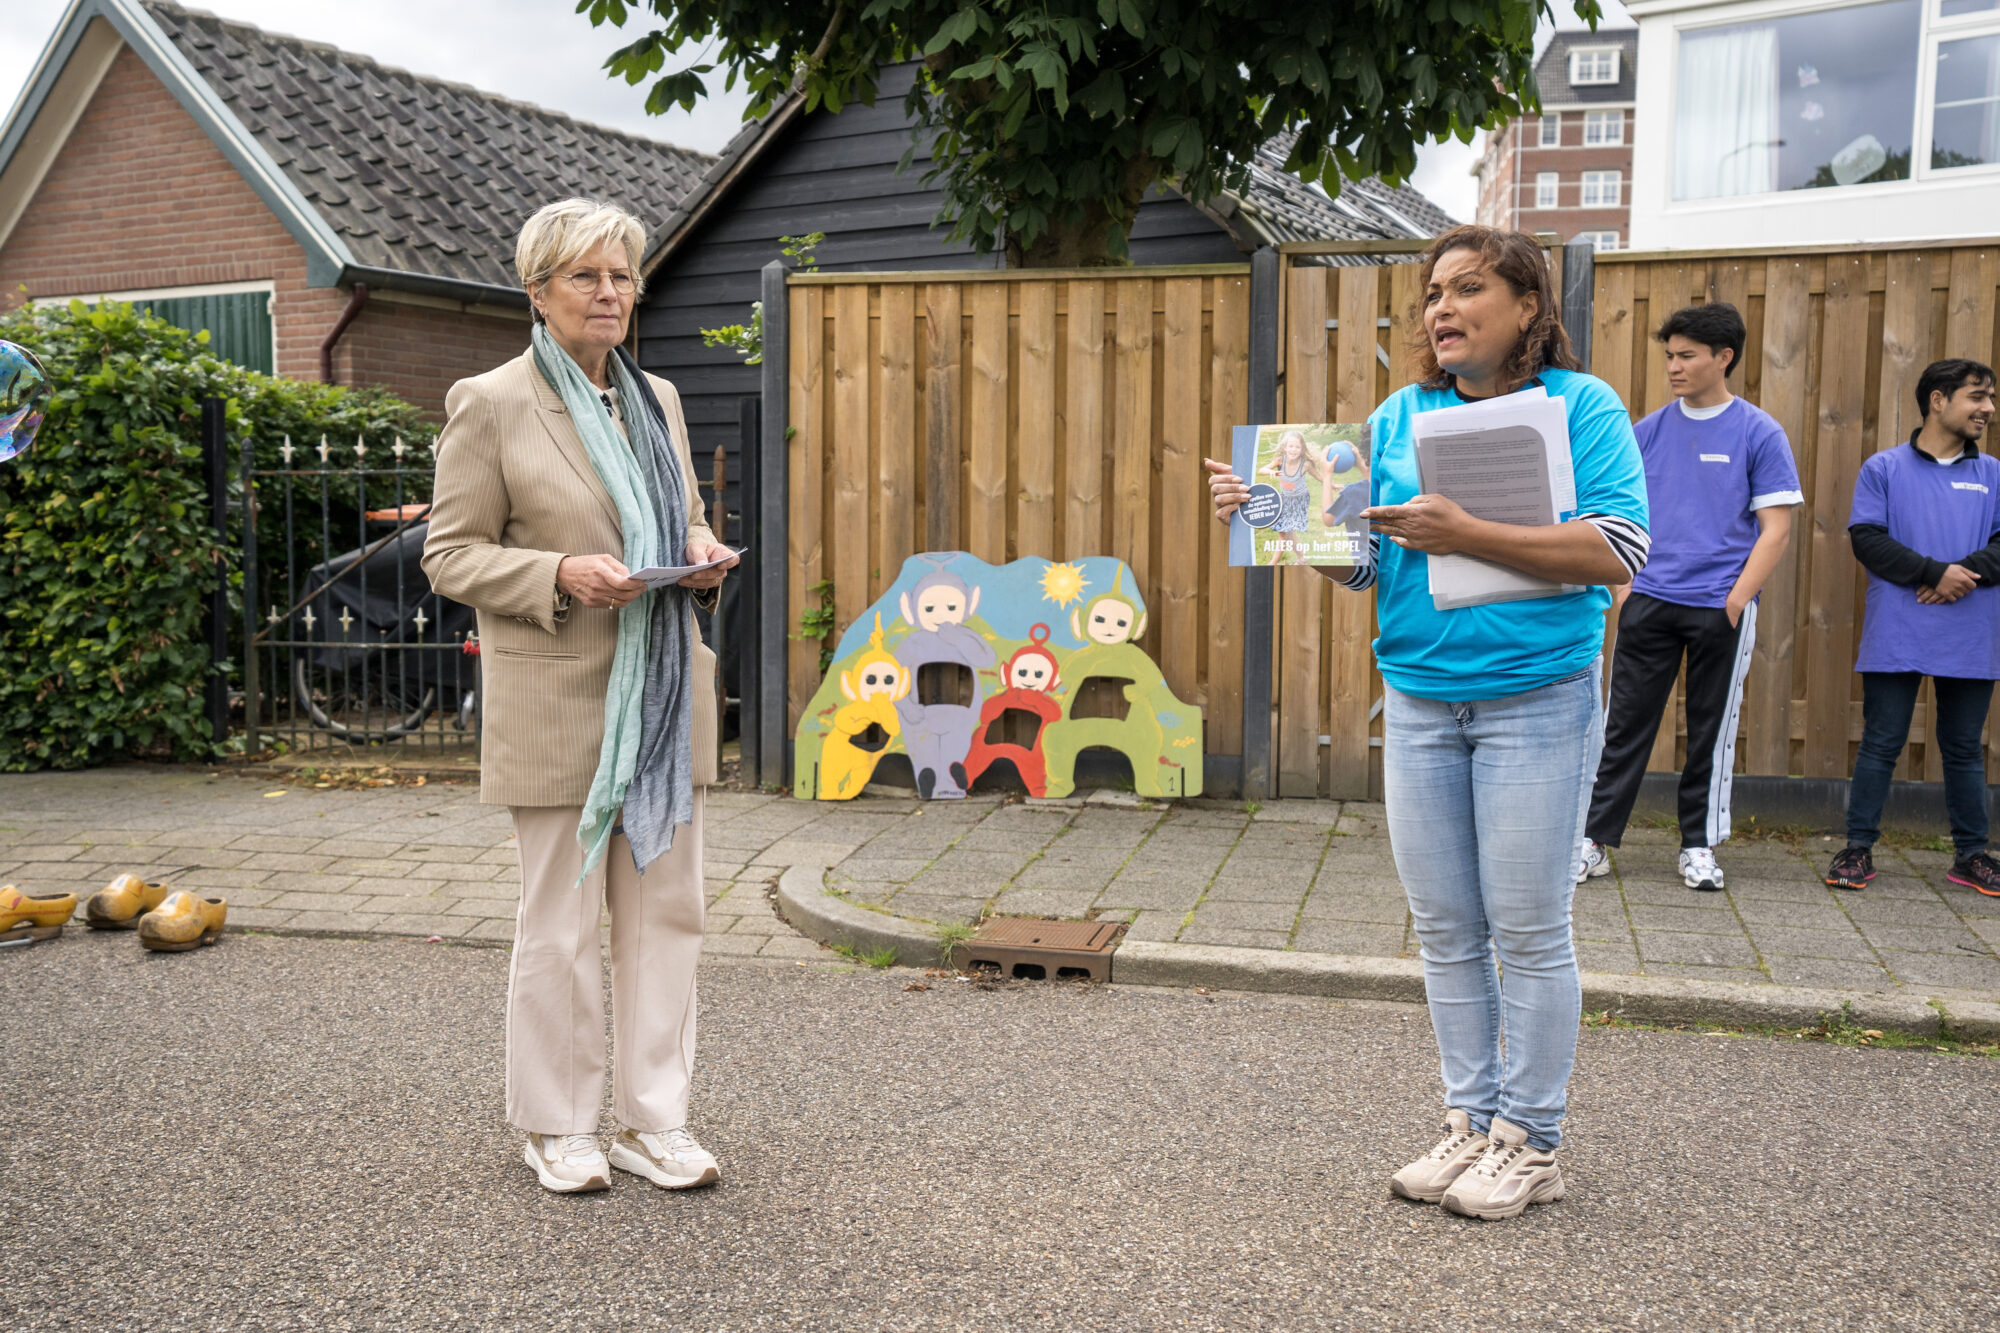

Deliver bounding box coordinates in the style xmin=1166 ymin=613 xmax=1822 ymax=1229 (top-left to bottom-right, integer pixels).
xmin=1207 ymin=227 xmax=1649 ymax=1221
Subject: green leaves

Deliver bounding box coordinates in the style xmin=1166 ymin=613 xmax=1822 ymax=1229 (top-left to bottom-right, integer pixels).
xmin=585 ymin=0 xmax=1585 ymax=265
xmin=0 ymin=300 xmax=434 ymax=770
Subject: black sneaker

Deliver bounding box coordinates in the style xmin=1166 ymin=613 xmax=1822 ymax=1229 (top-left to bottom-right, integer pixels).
xmin=1824 ymin=846 xmax=1874 ymax=891
xmin=1947 ymin=851 xmax=2000 ymax=898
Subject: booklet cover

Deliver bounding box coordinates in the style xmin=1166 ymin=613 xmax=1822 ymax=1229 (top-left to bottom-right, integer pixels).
xmin=1227 ymin=423 xmax=1373 ymax=568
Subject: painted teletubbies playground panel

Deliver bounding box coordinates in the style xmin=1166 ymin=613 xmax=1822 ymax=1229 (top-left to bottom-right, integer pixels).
xmin=793 ymin=553 xmax=1204 ymax=801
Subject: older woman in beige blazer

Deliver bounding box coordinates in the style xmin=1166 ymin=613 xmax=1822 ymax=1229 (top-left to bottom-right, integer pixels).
xmin=422 ymin=198 xmax=737 ymax=1196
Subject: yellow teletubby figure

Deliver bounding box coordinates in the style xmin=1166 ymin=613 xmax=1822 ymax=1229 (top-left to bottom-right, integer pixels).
xmin=817 ymin=614 xmax=911 ymax=799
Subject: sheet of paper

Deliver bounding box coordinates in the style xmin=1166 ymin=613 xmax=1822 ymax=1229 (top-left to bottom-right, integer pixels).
xmin=1409 ymin=393 xmax=1580 ymax=611
xmin=629 ymin=548 xmax=745 ymax=589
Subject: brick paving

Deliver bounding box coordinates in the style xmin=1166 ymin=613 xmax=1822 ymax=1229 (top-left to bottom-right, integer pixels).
xmin=4 ymin=770 xmax=1998 ymax=1005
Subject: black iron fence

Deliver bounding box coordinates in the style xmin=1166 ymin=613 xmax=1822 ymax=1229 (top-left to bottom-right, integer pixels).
xmin=237 ymin=427 xmax=479 ymax=756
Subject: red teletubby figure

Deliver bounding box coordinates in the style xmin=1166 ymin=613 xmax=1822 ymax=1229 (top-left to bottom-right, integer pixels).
xmin=963 ymin=624 xmax=1064 ymax=797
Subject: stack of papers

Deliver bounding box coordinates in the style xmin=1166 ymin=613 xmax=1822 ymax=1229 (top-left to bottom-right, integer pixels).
xmin=1411 ymin=389 xmax=1578 ymax=611
xmin=629 ymin=548 xmax=745 ymax=590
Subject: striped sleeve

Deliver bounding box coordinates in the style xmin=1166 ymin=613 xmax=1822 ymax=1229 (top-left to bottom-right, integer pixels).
xmin=1578 ymin=511 xmax=1650 ymax=579
xmin=1333 ymin=532 xmax=1381 ymax=591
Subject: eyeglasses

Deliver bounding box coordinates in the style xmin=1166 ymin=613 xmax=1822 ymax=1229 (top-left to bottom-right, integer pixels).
xmin=557 ymin=268 xmax=637 ymax=295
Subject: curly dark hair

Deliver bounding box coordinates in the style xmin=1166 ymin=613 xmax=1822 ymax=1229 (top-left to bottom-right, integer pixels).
xmin=1409 ymin=225 xmax=1580 ymax=393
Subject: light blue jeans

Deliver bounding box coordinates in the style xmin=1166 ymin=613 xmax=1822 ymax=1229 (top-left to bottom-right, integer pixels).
xmin=1381 ymin=660 xmax=1602 ymax=1150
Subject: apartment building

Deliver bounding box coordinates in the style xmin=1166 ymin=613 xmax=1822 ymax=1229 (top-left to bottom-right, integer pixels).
xmin=1474 ymin=29 xmax=1639 ymax=250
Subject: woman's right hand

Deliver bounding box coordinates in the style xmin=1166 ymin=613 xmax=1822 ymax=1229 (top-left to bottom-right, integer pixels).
xmin=557 ymin=554 xmax=647 ymax=609
xmin=1204 ymin=458 xmax=1250 ymax=524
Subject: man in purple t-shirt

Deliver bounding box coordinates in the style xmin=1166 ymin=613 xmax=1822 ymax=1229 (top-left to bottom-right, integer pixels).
xmin=1579 ymin=304 xmax=1803 ymax=891
xmin=1826 ymin=359 xmax=2000 ymax=897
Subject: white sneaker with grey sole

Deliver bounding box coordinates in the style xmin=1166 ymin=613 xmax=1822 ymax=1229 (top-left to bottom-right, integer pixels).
xmin=609 ymin=1126 xmax=721 ymax=1189
xmin=1679 ymin=846 xmax=1724 ymax=891
xmin=523 ymin=1132 xmax=610 ymax=1193
xmin=1575 ymin=839 xmax=1611 ymax=884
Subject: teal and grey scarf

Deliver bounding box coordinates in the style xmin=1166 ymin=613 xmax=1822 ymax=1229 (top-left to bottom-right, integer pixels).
xmin=530 ymin=322 xmax=694 ymax=877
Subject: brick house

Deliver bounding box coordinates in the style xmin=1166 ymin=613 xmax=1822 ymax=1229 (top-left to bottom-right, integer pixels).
xmin=1473 ymin=29 xmax=1638 ymax=251
xmin=0 ymin=0 xmax=710 ymax=416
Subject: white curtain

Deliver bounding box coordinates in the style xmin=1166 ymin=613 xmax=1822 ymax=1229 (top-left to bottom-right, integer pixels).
xmin=1674 ymin=26 xmax=1781 ymax=200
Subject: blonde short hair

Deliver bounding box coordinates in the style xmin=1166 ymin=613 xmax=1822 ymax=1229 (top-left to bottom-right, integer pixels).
xmin=515 ymin=199 xmax=648 ymax=315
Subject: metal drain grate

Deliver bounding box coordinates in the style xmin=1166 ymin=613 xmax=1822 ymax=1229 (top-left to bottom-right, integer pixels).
xmin=960 ymin=917 xmax=1122 ymax=982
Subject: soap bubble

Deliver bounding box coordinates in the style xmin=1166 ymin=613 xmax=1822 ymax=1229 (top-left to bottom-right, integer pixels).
xmin=0 ymin=341 xmax=51 ymax=463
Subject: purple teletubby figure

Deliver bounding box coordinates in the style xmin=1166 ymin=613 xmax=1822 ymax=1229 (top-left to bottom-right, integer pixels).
xmin=892 ymin=560 xmax=996 ymax=799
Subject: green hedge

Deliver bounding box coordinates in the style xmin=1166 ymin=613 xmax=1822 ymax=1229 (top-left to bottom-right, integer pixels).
xmin=0 ymin=299 xmax=435 ymax=771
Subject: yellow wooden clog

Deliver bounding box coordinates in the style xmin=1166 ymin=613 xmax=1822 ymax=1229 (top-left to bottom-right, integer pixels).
xmin=84 ymin=873 xmax=172 ymax=930
xmin=136 ymin=890 xmax=228 ymax=953
xmin=0 ymin=885 xmax=79 ymax=946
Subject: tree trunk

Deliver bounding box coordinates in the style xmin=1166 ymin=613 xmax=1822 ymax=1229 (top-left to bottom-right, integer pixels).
xmin=1004 ymin=156 xmax=1158 ymax=269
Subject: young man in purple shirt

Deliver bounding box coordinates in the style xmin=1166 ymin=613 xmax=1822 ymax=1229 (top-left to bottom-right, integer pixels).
xmin=1826 ymin=359 xmax=2000 ymax=896
xmin=1579 ymin=304 xmax=1803 ymax=890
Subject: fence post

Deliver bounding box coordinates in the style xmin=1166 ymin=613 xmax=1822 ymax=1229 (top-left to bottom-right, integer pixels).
xmin=1241 ymin=247 xmax=1280 ymax=802
xmin=239 ymin=425 xmax=260 ymax=756
xmin=1563 ymin=240 xmax=1596 ymax=372
xmin=757 ymin=258 xmax=791 ymax=788
xmin=736 ymin=395 xmax=761 ymax=787
xmin=201 ymin=399 xmax=230 ymax=750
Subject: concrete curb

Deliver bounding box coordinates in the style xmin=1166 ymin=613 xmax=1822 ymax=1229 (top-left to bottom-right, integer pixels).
xmin=777 ymin=866 xmax=946 ymax=968
xmin=776 ymin=867 xmax=2000 ymax=1041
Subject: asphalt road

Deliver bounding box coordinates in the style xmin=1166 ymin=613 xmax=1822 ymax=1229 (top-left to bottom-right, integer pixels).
xmin=6 ymin=930 xmax=1997 ymax=1331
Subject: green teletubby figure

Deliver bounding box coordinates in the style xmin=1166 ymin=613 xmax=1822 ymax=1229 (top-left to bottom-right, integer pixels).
xmin=1040 ymin=568 xmax=1201 ymax=798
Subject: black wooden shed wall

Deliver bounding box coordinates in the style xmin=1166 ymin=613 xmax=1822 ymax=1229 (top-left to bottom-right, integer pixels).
xmin=636 ymin=62 xmax=1251 ymax=520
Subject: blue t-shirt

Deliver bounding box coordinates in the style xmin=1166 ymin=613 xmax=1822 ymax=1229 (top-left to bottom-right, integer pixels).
xmin=1366 ymin=369 xmax=1649 ymax=700
xmin=1850 ymin=441 xmax=2000 ymax=679
xmin=1629 ymin=398 xmax=1803 ymax=608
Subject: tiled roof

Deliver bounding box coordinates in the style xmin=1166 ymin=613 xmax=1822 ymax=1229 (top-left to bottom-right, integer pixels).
xmin=1534 ymin=29 xmax=1639 ymax=107
xmin=143 ymin=0 xmax=713 ymax=293
xmin=1234 ymin=128 xmax=1458 ymax=249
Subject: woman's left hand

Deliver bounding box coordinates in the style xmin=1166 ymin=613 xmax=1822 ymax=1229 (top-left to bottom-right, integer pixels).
xmin=680 ymin=541 xmax=739 ymax=590
xmin=1363 ymin=494 xmax=1474 ymax=555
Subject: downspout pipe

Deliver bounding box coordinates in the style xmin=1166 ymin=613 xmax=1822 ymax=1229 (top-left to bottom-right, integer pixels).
xmin=318 ymin=282 xmax=369 ymax=383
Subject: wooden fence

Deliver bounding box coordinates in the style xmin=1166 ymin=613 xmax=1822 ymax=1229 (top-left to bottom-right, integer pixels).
xmin=778 ymin=237 xmax=2000 ymax=799
xmin=1591 ymin=241 xmax=2000 ymax=786
xmin=783 ymin=265 xmax=1253 ymax=782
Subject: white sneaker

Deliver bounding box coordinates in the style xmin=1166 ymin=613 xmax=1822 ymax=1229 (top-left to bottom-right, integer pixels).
xmin=1388 ymin=1108 xmax=1489 ymax=1203
xmin=609 ymin=1126 xmax=721 ymax=1189
xmin=1440 ymin=1117 xmax=1566 ymax=1221
xmin=523 ymin=1132 xmax=610 ymax=1193
xmin=1575 ymin=839 xmax=1611 ymax=883
xmin=1679 ymin=846 xmax=1724 ymax=891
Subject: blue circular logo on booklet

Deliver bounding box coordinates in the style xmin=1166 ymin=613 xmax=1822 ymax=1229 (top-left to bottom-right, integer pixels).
xmin=1240 ymin=483 xmax=1282 ymax=529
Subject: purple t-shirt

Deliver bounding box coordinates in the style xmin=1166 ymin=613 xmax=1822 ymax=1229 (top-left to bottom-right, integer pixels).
xmin=1629 ymin=398 xmax=1803 ymax=608
xmin=1851 ymin=442 xmax=2000 ymax=679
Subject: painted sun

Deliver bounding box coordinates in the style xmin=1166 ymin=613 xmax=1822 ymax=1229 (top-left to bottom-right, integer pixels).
xmin=1039 ymin=561 xmax=1088 ymax=609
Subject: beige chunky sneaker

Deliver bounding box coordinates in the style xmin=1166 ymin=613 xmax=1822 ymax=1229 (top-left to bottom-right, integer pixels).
xmin=609 ymin=1126 xmax=720 ymax=1190
xmin=523 ymin=1133 xmax=611 ymax=1194
xmin=1388 ymin=1108 xmax=1489 ymax=1203
xmin=1440 ymin=1116 xmax=1565 ymax=1220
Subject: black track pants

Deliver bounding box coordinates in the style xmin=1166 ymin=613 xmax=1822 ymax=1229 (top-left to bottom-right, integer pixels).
xmin=1585 ymin=591 xmax=1757 ymax=850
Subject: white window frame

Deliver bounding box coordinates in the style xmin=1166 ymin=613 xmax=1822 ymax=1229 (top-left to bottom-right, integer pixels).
xmin=1584 ymin=109 xmax=1624 ymax=145
xmin=1577 ymin=230 xmax=1621 ymax=251
xmin=29 ymin=278 xmax=275 ymax=309
xmin=1581 ymin=170 xmax=1623 ymax=206
xmin=1539 ymin=114 xmax=1562 ymax=146
xmin=1535 ymin=172 xmax=1560 ymax=208
xmin=1917 ymin=0 xmax=2000 ymax=178
xmin=1570 ymin=47 xmax=1621 ymax=86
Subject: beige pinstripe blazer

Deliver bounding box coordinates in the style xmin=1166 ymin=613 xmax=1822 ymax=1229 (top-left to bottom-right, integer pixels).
xmin=421 ymin=349 xmax=719 ymax=807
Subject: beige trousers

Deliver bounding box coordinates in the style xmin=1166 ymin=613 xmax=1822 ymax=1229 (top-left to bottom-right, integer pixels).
xmin=505 ymin=793 xmax=705 ymax=1135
